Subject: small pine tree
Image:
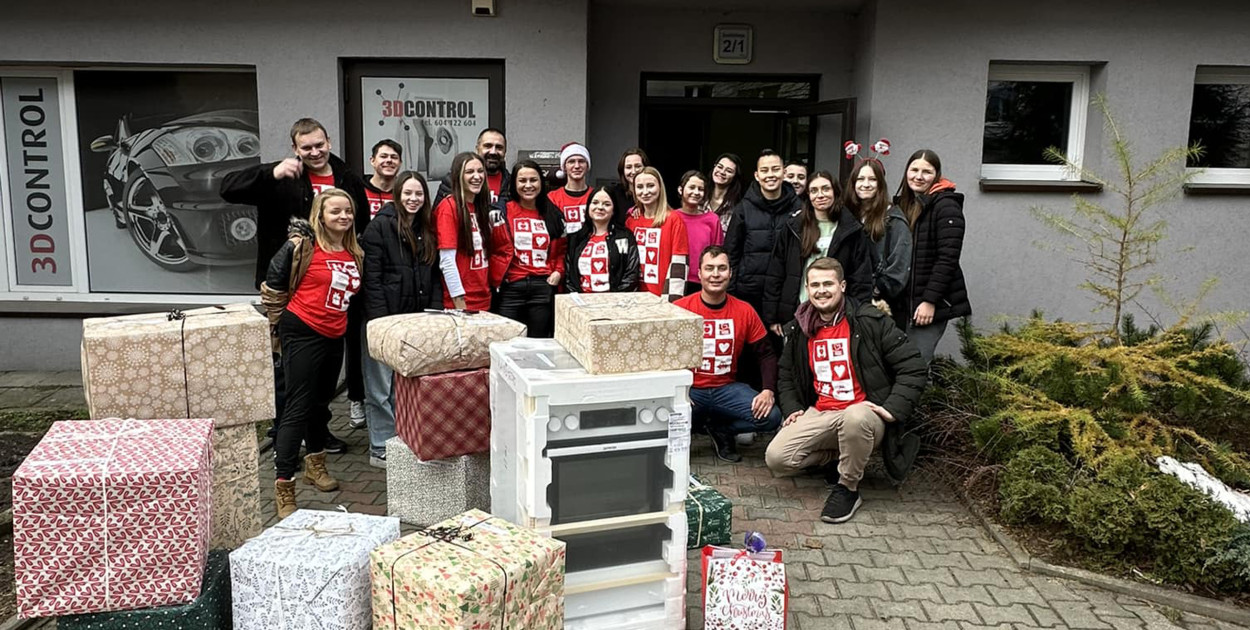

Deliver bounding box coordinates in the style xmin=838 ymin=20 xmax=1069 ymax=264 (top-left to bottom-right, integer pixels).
xmin=1030 ymin=95 xmax=1203 ymax=344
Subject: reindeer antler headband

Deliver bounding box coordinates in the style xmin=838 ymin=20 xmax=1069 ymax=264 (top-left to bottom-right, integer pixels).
xmin=843 ymin=138 xmax=891 ymax=162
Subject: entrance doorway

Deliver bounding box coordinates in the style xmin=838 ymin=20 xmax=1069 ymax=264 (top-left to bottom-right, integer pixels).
xmin=639 ymin=73 xmax=855 ymax=206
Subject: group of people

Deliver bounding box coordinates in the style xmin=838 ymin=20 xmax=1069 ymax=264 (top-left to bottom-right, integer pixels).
xmin=220 ymin=117 xmax=971 ymax=523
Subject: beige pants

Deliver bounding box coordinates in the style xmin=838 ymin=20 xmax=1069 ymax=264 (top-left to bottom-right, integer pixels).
xmin=764 ymin=402 xmax=884 ymax=491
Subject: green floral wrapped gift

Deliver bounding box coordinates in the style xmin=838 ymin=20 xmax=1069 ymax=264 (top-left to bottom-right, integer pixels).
xmin=687 ymin=475 xmax=733 ymax=549
xmin=58 ymin=550 xmax=232 ymax=630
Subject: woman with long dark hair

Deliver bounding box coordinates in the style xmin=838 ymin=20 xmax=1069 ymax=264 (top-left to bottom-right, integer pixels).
xmin=359 ymin=171 xmax=440 ymax=467
xmin=434 ymin=152 xmax=494 ymax=311
xmin=671 ymin=170 xmax=723 ymax=295
xmin=843 ymin=158 xmax=911 ymax=330
xmin=763 ymin=170 xmax=872 ymax=332
xmin=605 ymin=147 xmax=650 ymax=226
xmin=706 ymin=153 xmax=746 ymax=231
xmin=565 ymin=186 xmax=640 ymax=293
xmin=894 ymin=149 xmax=971 ymax=363
xmin=265 ymin=188 xmax=363 ymax=517
xmin=489 ymin=160 xmax=567 ymax=337
xmin=626 ymin=167 xmax=688 ymax=301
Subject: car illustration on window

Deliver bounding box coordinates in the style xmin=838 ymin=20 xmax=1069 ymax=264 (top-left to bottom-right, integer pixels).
xmin=90 ymin=109 xmax=260 ymax=272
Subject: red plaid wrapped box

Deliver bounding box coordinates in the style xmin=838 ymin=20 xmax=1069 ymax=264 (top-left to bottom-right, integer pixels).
xmin=394 ymin=368 xmax=490 ymax=461
xmin=13 ymin=418 xmax=214 ymax=619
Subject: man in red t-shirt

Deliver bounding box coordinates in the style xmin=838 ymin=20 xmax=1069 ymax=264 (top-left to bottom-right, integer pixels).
xmin=548 ymin=142 xmax=592 ymax=235
xmin=363 ymin=140 xmax=402 ymax=219
xmin=434 ymin=128 xmax=510 ymax=206
xmin=675 ymin=246 xmax=782 ymax=463
xmin=765 ymin=257 xmax=927 ymax=524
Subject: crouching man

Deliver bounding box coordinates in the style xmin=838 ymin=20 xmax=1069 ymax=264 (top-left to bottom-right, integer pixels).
xmin=765 ymin=257 xmax=927 ymax=523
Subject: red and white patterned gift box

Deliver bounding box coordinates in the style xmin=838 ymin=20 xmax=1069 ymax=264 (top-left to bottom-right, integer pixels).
xmin=394 ymin=368 xmax=490 ymax=461
xmin=13 ymin=418 xmax=214 ymax=619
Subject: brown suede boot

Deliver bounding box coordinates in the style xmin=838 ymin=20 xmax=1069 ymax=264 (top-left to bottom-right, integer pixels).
xmin=302 ymin=451 xmax=339 ymax=492
xmin=275 ymin=479 xmax=297 ymax=519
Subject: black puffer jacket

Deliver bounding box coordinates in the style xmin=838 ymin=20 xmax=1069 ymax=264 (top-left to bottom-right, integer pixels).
xmin=905 ymin=180 xmax=971 ymax=322
xmin=221 ymin=153 xmax=368 ymax=288
xmin=763 ymin=205 xmax=873 ymax=326
xmin=778 ymin=298 xmax=928 ymax=483
xmin=725 ymin=182 xmax=802 ymax=313
xmin=359 ymin=203 xmax=441 ymax=321
xmin=564 ymin=223 xmax=640 ymax=293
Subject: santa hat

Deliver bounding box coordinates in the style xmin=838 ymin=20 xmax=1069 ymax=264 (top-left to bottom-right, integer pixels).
xmin=556 ymin=142 xmax=591 ymax=179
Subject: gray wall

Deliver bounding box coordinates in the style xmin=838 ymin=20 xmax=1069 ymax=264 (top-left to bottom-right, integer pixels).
xmin=587 ymin=4 xmax=858 ymax=168
xmin=863 ymin=0 xmax=1250 ymax=352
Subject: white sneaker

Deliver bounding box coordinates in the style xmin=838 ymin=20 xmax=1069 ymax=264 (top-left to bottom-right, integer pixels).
xmin=735 ymin=432 xmax=756 ymax=446
xmin=348 ymin=400 xmax=366 ymax=429
xmin=369 ymin=453 xmax=387 ymax=469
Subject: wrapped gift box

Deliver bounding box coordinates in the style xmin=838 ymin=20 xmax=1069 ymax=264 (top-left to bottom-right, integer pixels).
xmin=13 ymin=418 xmax=214 ymax=618
xmin=59 ymin=549 xmax=233 ymax=630
xmin=211 ymin=423 xmax=261 ymax=549
xmin=81 ymin=303 xmax=274 ymax=426
xmin=394 ymin=368 xmax=490 ymax=461
xmin=386 ymin=437 xmax=489 ymax=526
xmin=366 ymin=310 xmax=526 ymax=377
xmin=370 ymin=509 xmax=566 ymax=630
xmin=686 ymin=475 xmax=733 ymax=549
xmin=554 ymin=293 xmax=702 ymax=374
xmin=229 ymin=510 xmax=400 ymax=630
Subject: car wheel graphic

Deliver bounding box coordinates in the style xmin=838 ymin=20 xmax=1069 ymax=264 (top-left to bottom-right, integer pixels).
xmin=123 ymin=172 xmax=198 ymax=272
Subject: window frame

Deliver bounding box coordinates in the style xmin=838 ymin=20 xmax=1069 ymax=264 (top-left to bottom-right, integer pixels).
xmin=1186 ymin=67 xmax=1250 ymax=186
xmin=980 ymin=63 xmax=1090 ymax=182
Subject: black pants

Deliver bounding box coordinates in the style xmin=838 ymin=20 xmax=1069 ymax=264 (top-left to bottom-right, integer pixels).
xmin=267 ymin=352 xmax=286 ymax=439
xmin=495 ymin=276 xmax=555 ymax=338
xmin=344 ymin=302 xmax=364 ymax=401
xmin=275 ymin=310 xmax=344 ymax=480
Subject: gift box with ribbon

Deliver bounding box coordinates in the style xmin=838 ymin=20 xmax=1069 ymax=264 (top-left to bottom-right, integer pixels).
xmin=370 ymin=509 xmax=566 ymax=630
xmin=393 ymin=368 xmax=490 ymax=461
xmin=367 ymin=310 xmax=527 ymax=378
xmin=80 ymin=303 xmax=274 ymax=427
xmin=554 ymin=293 xmax=702 ymax=374
xmin=229 ymin=510 xmax=400 ymax=630
xmin=385 ymin=437 xmax=490 ymax=526
xmin=13 ymin=418 xmax=214 ymax=618
xmin=58 ymin=549 xmax=233 ymax=630
xmin=686 ymin=475 xmax=733 ymax=549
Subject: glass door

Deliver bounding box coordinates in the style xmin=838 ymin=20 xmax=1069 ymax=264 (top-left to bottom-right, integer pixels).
xmin=782 ymin=98 xmax=857 ymax=181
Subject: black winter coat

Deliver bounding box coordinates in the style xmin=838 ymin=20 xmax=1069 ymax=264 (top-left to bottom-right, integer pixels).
xmin=778 ymin=298 xmax=928 ymax=483
xmin=763 ymin=205 xmax=874 ymax=326
xmin=221 ymin=153 xmax=368 ymax=289
xmin=359 ymin=203 xmax=442 ymax=321
xmin=724 ymin=182 xmax=802 ymax=313
xmin=564 ymin=223 xmax=640 ymax=293
xmin=905 ymin=184 xmax=971 ymax=322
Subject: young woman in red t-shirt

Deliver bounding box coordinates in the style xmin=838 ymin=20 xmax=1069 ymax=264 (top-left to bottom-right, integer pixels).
xmin=626 ymin=167 xmax=688 ymax=301
xmin=435 ymin=152 xmax=494 ymax=310
xmin=488 ymin=160 xmax=567 ymax=337
xmin=565 ymin=186 xmax=641 ymax=293
xmin=266 ymin=188 xmax=363 ymax=518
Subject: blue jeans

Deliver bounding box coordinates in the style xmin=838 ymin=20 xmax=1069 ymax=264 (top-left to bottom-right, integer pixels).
xmin=690 ymin=382 xmax=782 ymax=436
xmin=361 ymin=326 xmax=396 ymax=457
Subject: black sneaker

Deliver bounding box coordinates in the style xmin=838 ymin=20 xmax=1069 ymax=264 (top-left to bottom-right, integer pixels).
xmin=323 ymin=433 xmax=348 ymax=455
xmin=709 ymin=431 xmax=742 ymax=463
xmin=821 ymin=484 xmax=862 ymax=524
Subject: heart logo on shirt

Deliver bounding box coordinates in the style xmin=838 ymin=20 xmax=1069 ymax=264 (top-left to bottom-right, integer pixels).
xmin=646 ymin=249 xmax=657 ymax=263
xmin=535 ymin=234 xmax=548 ymax=248
xmin=718 ymin=341 xmax=730 ymax=353
xmin=834 ymin=364 xmax=846 ymax=378
xmin=593 ymin=260 xmax=605 ymax=272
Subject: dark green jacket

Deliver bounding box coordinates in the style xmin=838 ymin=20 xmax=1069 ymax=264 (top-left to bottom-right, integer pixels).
xmin=778 ymin=297 xmax=928 ymax=482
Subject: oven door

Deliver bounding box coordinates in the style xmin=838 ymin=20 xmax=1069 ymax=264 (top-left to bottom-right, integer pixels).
xmin=548 ymin=509 xmax=686 ymax=598
xmin=545 ymin=434 xmax=672 ymax=525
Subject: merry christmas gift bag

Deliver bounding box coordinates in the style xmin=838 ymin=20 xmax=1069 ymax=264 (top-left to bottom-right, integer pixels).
xmin=701 ymin=545 xmax=788 ymax=630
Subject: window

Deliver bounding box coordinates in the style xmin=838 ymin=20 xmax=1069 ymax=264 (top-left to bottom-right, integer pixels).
xmin=981 ymin=64 xmax=1090 ymax=181
xmin=1187 ymin=67 xmax=1250 ymax=185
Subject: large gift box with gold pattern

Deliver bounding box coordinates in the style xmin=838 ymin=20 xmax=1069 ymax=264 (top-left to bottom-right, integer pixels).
xmin=367 ymin=311 xmax=527 ymax=377
xmin=370 ymin=509 xmax=566 ymax=629
xmin=80 ymin=303 xmax=274 ymax=426
xmin=554 ymin=293 xmax=702 ymax=374
xmin=210 ymin=424 xmax=262 ymax=549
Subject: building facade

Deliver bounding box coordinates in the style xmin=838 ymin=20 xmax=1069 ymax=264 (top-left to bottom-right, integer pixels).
xmin=1 ymin=0 xmax=1247 ymax=369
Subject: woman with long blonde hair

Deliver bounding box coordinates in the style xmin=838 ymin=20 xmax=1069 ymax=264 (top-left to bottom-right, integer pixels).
xmin=265 ymin=187 xmax=363 ymax=518
xmin=625 ymin=166 xmax=688 ymax=300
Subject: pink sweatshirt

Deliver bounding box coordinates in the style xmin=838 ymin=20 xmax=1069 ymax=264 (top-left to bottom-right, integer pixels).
xmin=672 ymin=209 xmax=725 ymax=282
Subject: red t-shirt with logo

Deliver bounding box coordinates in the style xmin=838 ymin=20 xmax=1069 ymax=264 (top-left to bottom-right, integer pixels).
xmin=577 ymin=233 xmax=611 ymax=292
xmin=674 ymin=293 xmax=767 ymax=389
xmin=486 ymin=172 xmax=504 ymax=203
xmin=548 ymin=187 xmax=592 ymax=236
xmin=626 ymin=211 xmax=689 ymax=296
xmin=364 ymin=185 xmax=389 ymax=219
xmin=434 ymin=197 xmax=491 ymax=310
xmin=809 ymin=318 xmax=867 ymax=411
xmin=490 ymin=202 xmax=566 ymax=284
xmin=308 ymin=172 xmax=336 ymax=196
xmin=286 ymin=244 xmax=360 ymax=338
